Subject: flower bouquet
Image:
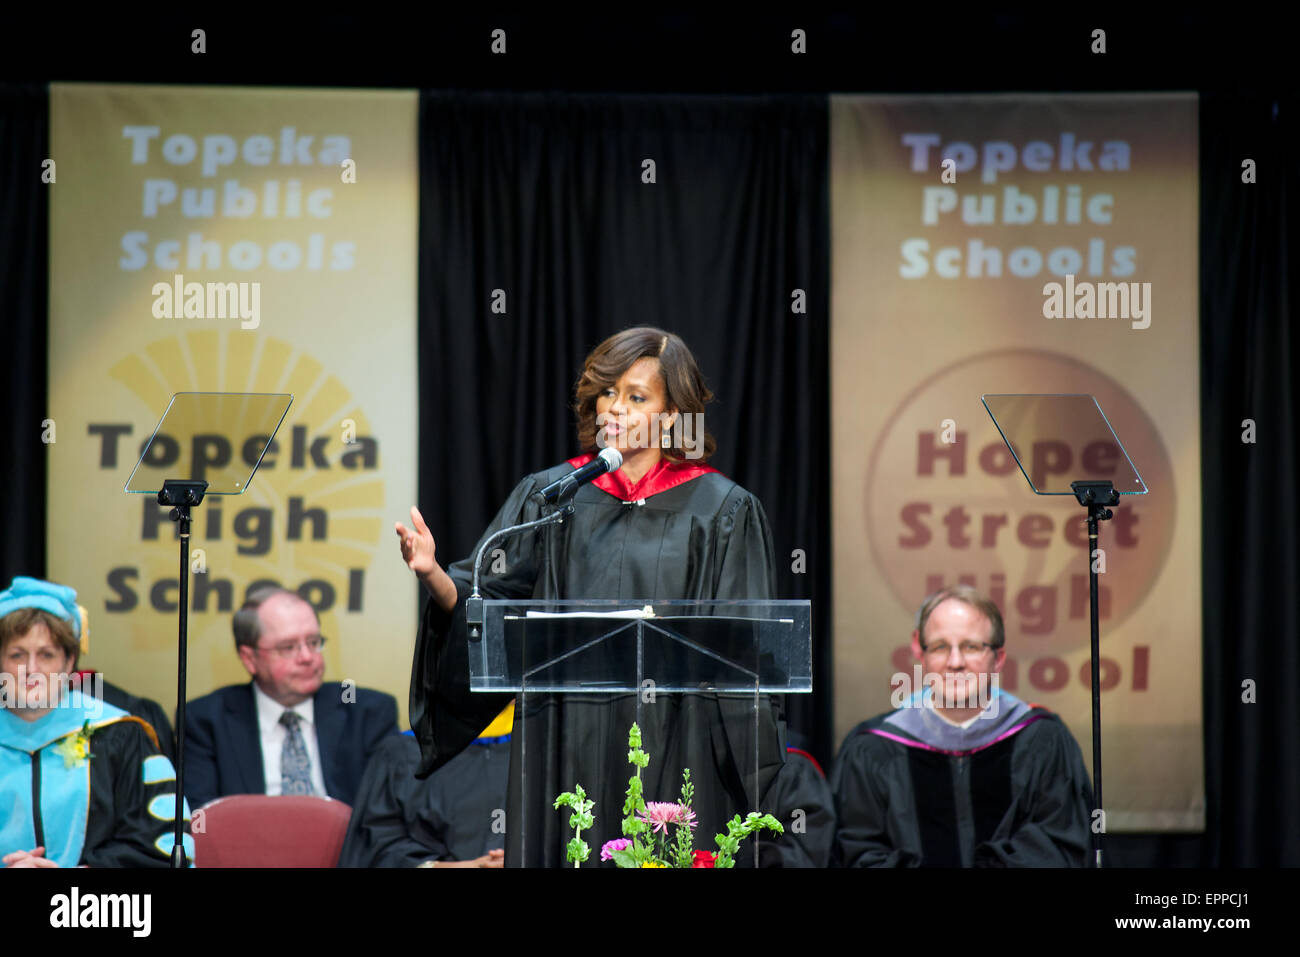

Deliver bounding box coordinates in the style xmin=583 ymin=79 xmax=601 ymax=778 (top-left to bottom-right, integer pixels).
xmin=553 ymin=722 xmax=782 ymax=868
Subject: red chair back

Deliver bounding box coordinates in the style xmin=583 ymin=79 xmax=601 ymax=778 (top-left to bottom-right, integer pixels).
xmin=192 ymin=795 xmax=352 ymax=867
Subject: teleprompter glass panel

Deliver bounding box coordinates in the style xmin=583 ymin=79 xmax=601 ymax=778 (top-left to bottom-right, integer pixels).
xmin=124 ymin=392 xmax=293 ymax=495
xmin=981 ymin=393 xmax=1146 ymax=495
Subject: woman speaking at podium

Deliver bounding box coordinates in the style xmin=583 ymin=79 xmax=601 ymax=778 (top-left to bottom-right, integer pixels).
xmin=397 ymin=327 xmax=784 ymax=867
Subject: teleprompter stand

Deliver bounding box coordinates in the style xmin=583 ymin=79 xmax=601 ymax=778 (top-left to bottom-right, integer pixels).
xmin=982 ymin=394 xmax=1148 ymax=869
xmin=1071 ymin=478 xmax=1120 ymax=870
xmin=126 ymin=392 xmax=293 ymax=868
xmin=158 ymin=479 xmax=205 ymax=868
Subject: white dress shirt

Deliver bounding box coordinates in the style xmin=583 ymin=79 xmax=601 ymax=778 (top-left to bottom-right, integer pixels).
xmin=252 ymin=682 xmax=327 ymax=797
xmin=932 ymin=705 xmax=986 ymax=730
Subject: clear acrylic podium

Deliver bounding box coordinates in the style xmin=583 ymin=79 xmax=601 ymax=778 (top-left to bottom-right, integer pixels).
xmin=470 ymin=599 xmax=811 ymax=867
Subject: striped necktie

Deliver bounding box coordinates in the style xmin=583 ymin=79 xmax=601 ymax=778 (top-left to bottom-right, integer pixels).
xmin=279 ymin=710 xmax=314 ymax=796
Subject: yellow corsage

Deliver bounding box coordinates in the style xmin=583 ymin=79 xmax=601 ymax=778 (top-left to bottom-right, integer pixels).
xmin=53 ymin=721 xmax=96 ymax=769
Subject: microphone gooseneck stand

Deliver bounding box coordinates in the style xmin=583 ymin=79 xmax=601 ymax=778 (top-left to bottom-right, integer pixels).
xmin=466 ymin=451 xmax=622 ymax=636
xmin=1070 ymin=479 xmax=1120 ymax=869
xmin=465 ymin=502 xmax=575 ymax=640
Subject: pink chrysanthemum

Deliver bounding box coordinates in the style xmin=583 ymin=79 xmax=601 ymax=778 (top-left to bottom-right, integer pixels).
xmin=600 ymin=838 xmax=631 ymax=861
xmin=637 ymin=802 xmax=697 ymax=834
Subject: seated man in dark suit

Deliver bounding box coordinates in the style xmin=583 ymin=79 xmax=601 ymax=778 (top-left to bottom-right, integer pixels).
xmin=183 ymin=586 xmax=398 ymax=809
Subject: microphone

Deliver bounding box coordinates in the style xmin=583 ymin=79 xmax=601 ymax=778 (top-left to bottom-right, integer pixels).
xmin=537 ymin=448 xmax=623 ymax=504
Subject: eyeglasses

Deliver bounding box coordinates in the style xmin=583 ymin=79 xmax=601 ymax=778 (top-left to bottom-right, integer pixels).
xmin=256 ymin=636 xmax=327 ymax=659
xmin=922 ymin=641 xmax=995 ymax=660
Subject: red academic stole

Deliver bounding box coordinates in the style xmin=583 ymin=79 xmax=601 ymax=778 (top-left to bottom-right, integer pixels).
xmin=566 ymin=453 xmax=719 ymax=502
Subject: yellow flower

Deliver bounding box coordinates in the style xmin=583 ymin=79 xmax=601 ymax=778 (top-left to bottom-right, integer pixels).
xmin=639 ymin=860 xmax=667 ymax=868
xmin=53 ymin=723 xmax=95 ymax=768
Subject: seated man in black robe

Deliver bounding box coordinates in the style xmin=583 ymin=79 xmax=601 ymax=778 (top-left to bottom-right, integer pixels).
xmin=831 ymin=584 xmax=1092 ymax=867
xmin=756 ymin=741 xmax=836 ymax=868
xmin=338 ymin=704 xmax=511 ymax=868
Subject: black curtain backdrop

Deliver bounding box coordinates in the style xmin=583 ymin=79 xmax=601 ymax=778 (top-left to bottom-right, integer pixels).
xmin=415 ymin=92 xmax=833 ymax=762
xmin=1197 ymin=95 xmax=1300 ymax=868
xmin=0 ymin=84 xmax=48 ymax=588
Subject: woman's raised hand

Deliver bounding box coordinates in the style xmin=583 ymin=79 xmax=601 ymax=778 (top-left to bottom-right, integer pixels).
xmin=396 ymin=506 xmax=459 ymax=612
xmin=395 ymin=506 xmax=437 ymax=581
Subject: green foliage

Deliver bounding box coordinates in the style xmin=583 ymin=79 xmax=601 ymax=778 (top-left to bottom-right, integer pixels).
xmin=621 ymin=775 xmax=645 ymax=817
xmin=567 ymin=837 xmax=590 ymax=864
xmin=619 ymin=723 xmax=651 ymax=860
xmin=554 ymin=784 xmax=594 ymax=867
xmin=712 ymin=812 xmax=784 ymax=869
xmin=555 ymin=723 xmax=781 ymax=870
xmin=610 ymin=848 xmax=639 ymax=868
xmin=670 ymin=768 xmax=696 ymax=868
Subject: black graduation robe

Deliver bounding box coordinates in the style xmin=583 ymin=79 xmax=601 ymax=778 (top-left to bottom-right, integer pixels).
xmin=755 ymin=747 xmax=836 ymax=868
xmin=830 ymin=692 xmax=1093 ymax=867
xmin=410 ymin=458 xmax=790 ymax=867
xmin=0 ymin=691 xmax=193 ymax=867
xmin=95 ymin=677 xmax=177 ymax=763
xmin=337 ymin=732 xmax=510 ymax=867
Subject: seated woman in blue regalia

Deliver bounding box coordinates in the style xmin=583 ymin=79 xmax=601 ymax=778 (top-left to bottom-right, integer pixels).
xmin=0 ymin=577 xmax=194 ymax=868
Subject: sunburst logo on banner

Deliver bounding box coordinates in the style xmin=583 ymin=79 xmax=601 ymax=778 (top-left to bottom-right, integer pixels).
xmin=105 ymin=330 xmax=384 ymax=679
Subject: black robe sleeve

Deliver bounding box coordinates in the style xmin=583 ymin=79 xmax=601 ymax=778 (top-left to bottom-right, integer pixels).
xmin=756 ymin=748 xmax=836 ymax=867
xmin=81 ymin=721 xmax=190 ymax=868
xmin=973 ymin=718 xmax=1093 ymax=867
xmin=98 ymin=679 xmax=176 ymax=762
xmin=711 ymin=486 xmax=778 ymax=601
xmin=339 ymin=734 xmax=512 ymax=867
xmin=338 ymin=735 xmax=447 ymax=867
xmin=409 ymin=475 xmax=545 ymax=778
xmin=829 ymin=722 xmax=922 ymax=868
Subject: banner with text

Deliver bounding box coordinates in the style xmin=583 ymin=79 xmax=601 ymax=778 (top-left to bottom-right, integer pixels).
xmin=831 ymin=94 xmax=1201 ymax=830
xmin=48 ymin=84 xmax=419 ymax=727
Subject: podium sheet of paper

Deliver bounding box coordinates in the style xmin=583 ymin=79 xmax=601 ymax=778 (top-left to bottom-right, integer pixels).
xmin=517 ymin=607 xmax=655 ymax=620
